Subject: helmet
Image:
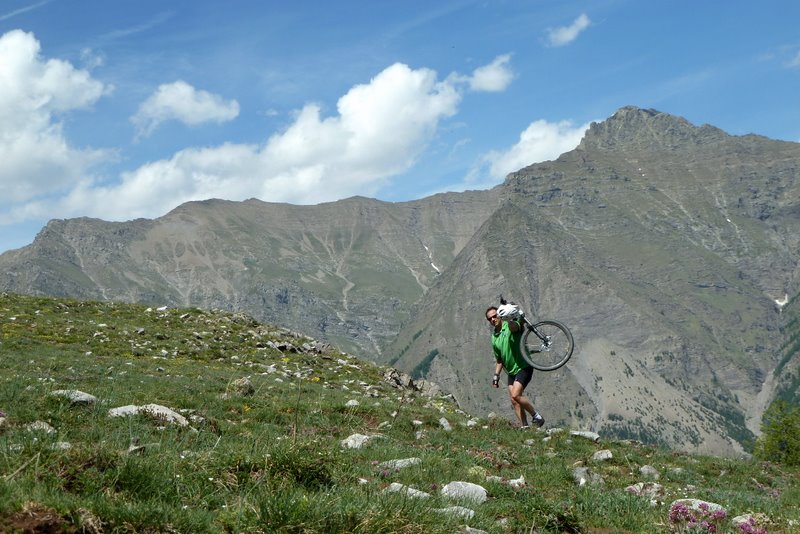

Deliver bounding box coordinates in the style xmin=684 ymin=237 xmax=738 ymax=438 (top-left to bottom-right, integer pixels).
xmin=497 ymin=303 xmax=521 ymax=320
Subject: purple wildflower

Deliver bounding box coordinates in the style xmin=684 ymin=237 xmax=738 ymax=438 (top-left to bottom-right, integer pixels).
xmin=738 ymin=518 xmax=767 ymax=534
xmin=668 ymin=501 xmax=729 ymax=533
xmin=711 ymin=509 xmax=727 ymax=521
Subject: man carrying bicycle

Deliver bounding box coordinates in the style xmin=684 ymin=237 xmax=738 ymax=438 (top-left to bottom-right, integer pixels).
xmin=487 ymin=303 xmax=545 ymax=429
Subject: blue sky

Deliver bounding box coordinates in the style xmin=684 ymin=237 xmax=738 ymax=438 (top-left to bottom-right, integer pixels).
xmin=1 ymin=1 xmax=799 ymax=253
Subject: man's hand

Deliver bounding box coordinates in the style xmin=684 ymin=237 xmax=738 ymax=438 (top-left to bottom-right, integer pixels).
xmin=492 ymin=374 xmax=500 ymax=388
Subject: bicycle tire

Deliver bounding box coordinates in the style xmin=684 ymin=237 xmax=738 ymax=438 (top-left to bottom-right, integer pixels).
xmin=521 ymin=320 xmax=574 ymax=371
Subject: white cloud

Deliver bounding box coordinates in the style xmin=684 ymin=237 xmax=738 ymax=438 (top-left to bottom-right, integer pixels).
xmin=0 ymin=1 xmax=50 ymax=22
xmin=455 ymin=119 xmax=591 ymax=192
xmin=547 ymin=13 xmax=591 ymax=47
xmin=100 ymin=11 xmax=175 ymax=41
xmin=484 ymin=119 xmax=591 ymax=178
xmin=131 ymin=80 xmax=240 ymax=138
xmin=80 ymin=47 xmax=105 ymax=70
xmin=0 ymin=30 xmax=110 ymax=210
xmin=788 ymin=50 xmax=800 ymax=68
xmin=447 ymin=54 xmax=514 ymax=92
xmin=468 ymin=54 xmax=514 ymax=92
xmin=26 ymin=62 xmax=461 ymax=220
xmin=2 ymin=55 xmax=514 ymax=227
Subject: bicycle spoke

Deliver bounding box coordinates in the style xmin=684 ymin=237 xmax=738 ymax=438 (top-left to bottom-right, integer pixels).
xmin=521 ymin=320 xmax=574 ymax=371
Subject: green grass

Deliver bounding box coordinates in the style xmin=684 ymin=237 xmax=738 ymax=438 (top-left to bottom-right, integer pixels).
xmin=1 ymin=292 xmax=798 ymax=533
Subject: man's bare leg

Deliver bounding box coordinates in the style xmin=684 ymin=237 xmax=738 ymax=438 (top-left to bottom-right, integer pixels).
xmin=509 ymin=381 xmax=537 ymax=425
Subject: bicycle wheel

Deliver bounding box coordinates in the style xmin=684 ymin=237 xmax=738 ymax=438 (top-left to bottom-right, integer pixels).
xmin=521 ymin=320 xmax=574 ymax=371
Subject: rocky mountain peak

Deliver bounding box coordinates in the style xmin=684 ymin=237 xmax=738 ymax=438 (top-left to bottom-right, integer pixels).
xmin=577 ymin=106 xmax=728 ymax=153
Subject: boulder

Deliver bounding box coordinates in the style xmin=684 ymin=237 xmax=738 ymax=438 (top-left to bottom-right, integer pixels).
xmin=441 ymin=481 xmax=488 ymax=504
xmin=49 ymin=390 xmax=98 ymax=404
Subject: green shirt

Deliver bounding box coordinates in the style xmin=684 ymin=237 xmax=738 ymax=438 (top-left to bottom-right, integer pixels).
xmin=492 ymin=320 xmax=529 ymax=376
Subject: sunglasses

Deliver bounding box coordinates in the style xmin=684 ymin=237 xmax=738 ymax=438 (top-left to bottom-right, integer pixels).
xmin=486 ymin=314 xmax=498 ymax=322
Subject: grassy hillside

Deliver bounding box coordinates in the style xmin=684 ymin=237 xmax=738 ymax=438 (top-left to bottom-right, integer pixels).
xmin=1 ymin=293 xmax=798 ymax=533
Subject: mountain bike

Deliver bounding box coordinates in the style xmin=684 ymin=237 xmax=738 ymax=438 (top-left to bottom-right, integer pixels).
xmin=500 ymin=297 xmax=574 ymax=371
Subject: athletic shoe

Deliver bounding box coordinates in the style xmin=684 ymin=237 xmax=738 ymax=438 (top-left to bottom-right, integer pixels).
xmin=532 ymin=414 xmax=545 ymax=428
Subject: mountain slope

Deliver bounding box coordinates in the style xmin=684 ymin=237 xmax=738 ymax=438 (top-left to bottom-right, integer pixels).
xmin=388 ymin=107 xmax=800 ymax=455
xmin=0 ymin=191 xmax=501 ymax=358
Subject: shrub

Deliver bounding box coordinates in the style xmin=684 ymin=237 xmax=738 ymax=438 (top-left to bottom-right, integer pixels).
xmin=753 ymin=400 xmax=800 ymax=466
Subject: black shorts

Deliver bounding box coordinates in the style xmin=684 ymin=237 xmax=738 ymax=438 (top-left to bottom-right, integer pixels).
xmin=508 ymin=366 xmax=533 ymax=388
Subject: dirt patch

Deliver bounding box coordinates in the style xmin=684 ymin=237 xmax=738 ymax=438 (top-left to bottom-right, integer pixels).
xmin=0 ymin=501 xmax=77 ymax=533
